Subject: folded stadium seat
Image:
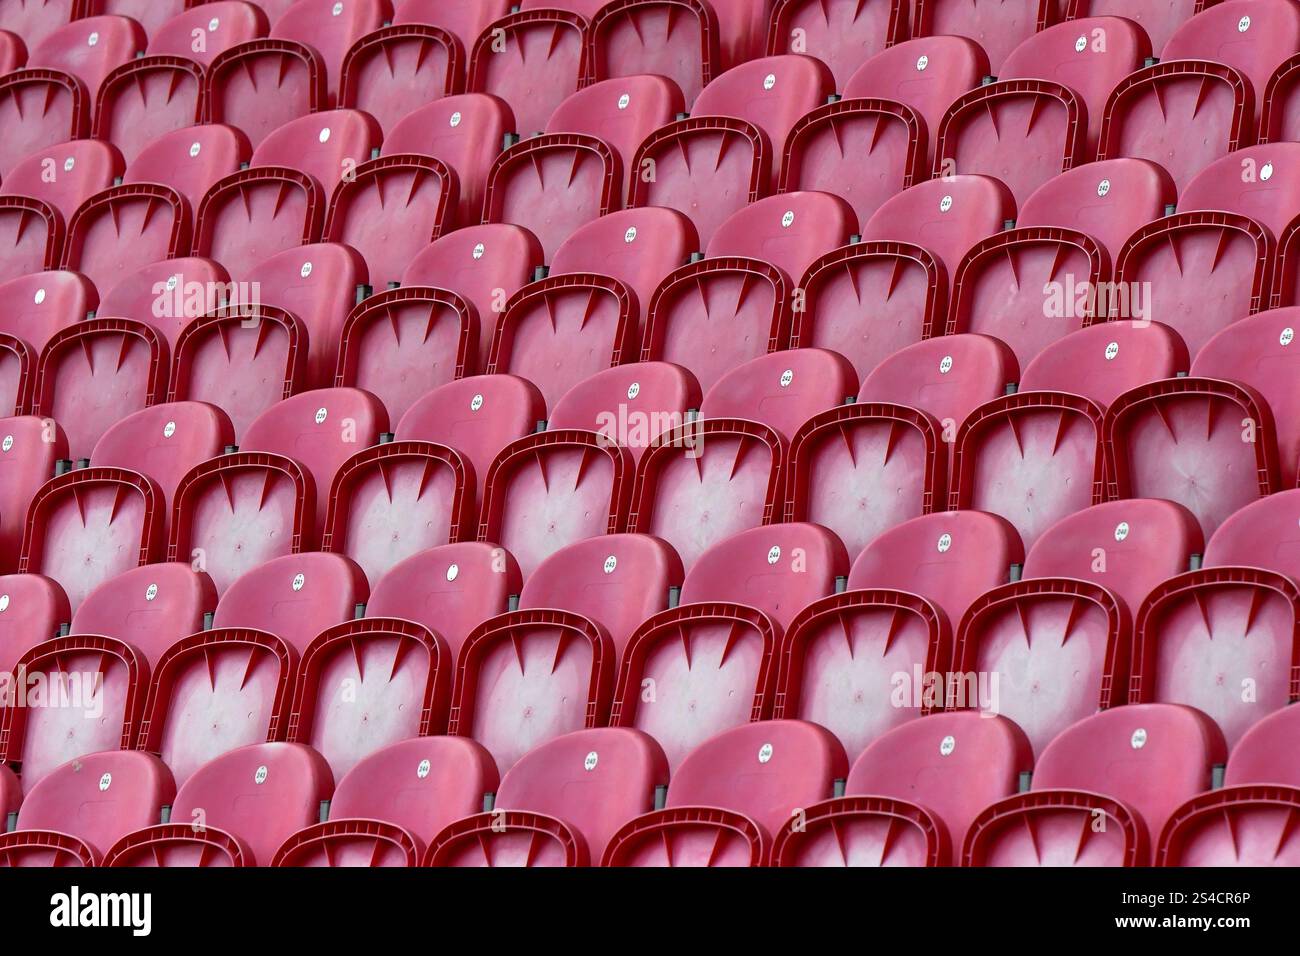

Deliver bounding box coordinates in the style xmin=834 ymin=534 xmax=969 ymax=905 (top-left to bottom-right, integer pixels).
xmin=90 ymin=402 xmax=236 ymax=540
xmin=781 ymin=38 xmax=988 ymax=229
xmin=0 ymin=0 xmax=76 ymax=53
xmin=206 ymin=0 xmax=390 ymax=148
xmin=427 ymin=727 xmax=667 ymax=866
xmin=639 ymin=192 xmax=856 ymax=395
xmin=382 ymin=95 xmax=515 ymax=230
xmin=966 ymin=703 xmax=1225 ymax=866
xmin=122 ymin=124 xmax=252 ymax=211
xmin=448 ymin=534 xmax=682 ymax=775
xmin=604 ymin=719 xmax=848 ymax=866
xmin=1158 ymin=704 xmax=1300 ymax=865
xmin=947 ymin=159 xmax=1177 ymax=369
xmin=100 ymin=257 xmax=231 ymax=358
xmin=390 ymin=376 xmax=544 ymax=522
xmin=0 ymin=416 xmax=66 ymax=573
xmin=1111 ymin=144 xmax=1300 ymax=359
xmin=788 ymin=334 xmax=1014 ymax=556
xmin=911 ymin=0 xmax=1050 ymax=74
xmin=608 ymin=522 xmax=847 ymax=771
xmin=629 ymin=56 xmax=836 ymax=248
xmin=1018 ymin=320 xmax=1188 ymax=411
xmin=1098 ymin=0 xmax=1300 ymax=192
xmin=0 ymin=573 xmax=69 ymax=674
xmin=771 ymin=710 xmax=1032 ymax=866
xmin=934 ymin=18 xmax=1149 ymax=209
xmin=396 ymin=221 xmax=542 ymax=371
xmin=766 ymin=0 xmax=907 ymax=90
xmin=549 ymin=207 xmax=699 ymax=344
xmin=790 ymin=174 xmax=1016 ymax=383
xmin=1103 ymin=315 xmax=1294 ymax=540
xmin=773 ymin=510 xmax=1022 ymax=761
xmin=0 ymin=138 xmax=123 ymax=226
xmin=0 ymin=271 xmax=96 ymax=416
xmin=1129 ymin=489 xmax=1300 ymax=748
xmin=135 ymin=552 xmax=367 ymax=786
xmin=628 ymin=348 xmax=853 ymax=573
xmin=951 ymin=498 xmax=1202 ymax=756
xmin=104 ymin=741 xmax=334 ymax=866
xmin=483 ymin=75 xmax=684 ymax=263
xmin=1065 ymin=0 xmax=1208 ymax=54
xmin=466 ymin=0 xmax=600 ymax=139
xmin=83 ymin=0 xmax=187 ymax=40
xmin=0 ymin=16 xmax=144 ymax=177
xmin=548 ymin=362 xmax=703 ymax=467
xmin=195 ymin=110 xmax=380 ymax=279
xmin=0 ymin=750 xmax=174 ymax=866
xmin=3 ymin=560 xmax=204 ymax=794
xmin=94 ymin=3 xmax=268 ymax=165
xmin=28 ymin=317 xmax=168 ymax=462
xmin=274 ymin=735 xmax=499 ymax=866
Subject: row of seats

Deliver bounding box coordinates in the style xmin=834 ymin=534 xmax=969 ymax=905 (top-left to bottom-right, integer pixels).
xmin=3 ymin=700 xmax=1296 ymax=866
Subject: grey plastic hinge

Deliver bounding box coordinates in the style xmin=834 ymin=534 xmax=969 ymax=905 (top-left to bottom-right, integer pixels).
xmin=160 ymin=805 xmax=171 ymax=824
xmin=654 ymin=784 xmax=668 ymax=810
xmin=1018 ymin=770 xmax=1032 ymax=792
xmin=76 ymin=458 xmax=90 ymax=470
xmin=832 ymin=778 xmax=847 ymax=798
xmin=1164 ymin=203 xmax=1176 ymax=216
xmin=834 ymin=575 xmax=848 ymax=594
xmin=379 ymin=432 xmax=395 ymax=444
xmin=483 ymin=792 xmax=496 ymax=812
xmin=667 ymin=586 xmax=681 ymax=609
xmin=319 ymin=799 xmax=330 ymax=823
xmin=826 ymin=93 xmax=841 ymax=104
xmin=1189 ymin=553 xmax=1203 ymax=571
xmin=356 ymin=284 xmax=371 ymax=305
xmin=535 ymin=419 xmax=547 ymax=434
xmin=507 ymin=594 xmax=520 ymax=612
xmin=224 ymin=444 xmax=239 ymax=454
xmin=54 ymin=459 xmax=71 ymax=477
xmin=502 ymin=132 xmax=519 ymax=150
xmin=387 ymin=280 xmax=400 ymax=290
xmin=1009 ymin=563 xmax=1023 ymax=582
xmin=354 ymin=603 xmax=367 ymax=619
xmin=202 ymin=611 xmax=214 ymax=631
xmin=370 ymin=147 xmax=380 ymax=160
xmin=675 ymin=111 xmax=690 ymax=121
xmin=533 ymin=265 xmax=549 ymax=282
xmin=1004 ymin=382 xmax=1018 ymax=395
xmin=981 ymin=74 xmax=996 ymax=85
xmin=1211 ymin=764 xmax=1226 ymax=789
xmin=849 ymin=233 xmax=862 ymax=244
xmin=58 ymin=623 xmax=70 ymax=637
xmin=1145 ymin=56 xmax=1159 ymax=67
xmin=1002 ymin=218 xmax=1016 ymax=231
xmin=689 ymin=251 xmax=705 ymax=263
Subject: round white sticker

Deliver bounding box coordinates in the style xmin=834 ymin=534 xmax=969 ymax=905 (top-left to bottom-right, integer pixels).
xmin=1131 ymin=728 xmax=1147 ymax=749
xmin=190 ymin=142 xmax=202 ymax=158
xmin=64 ymin=157 xmax=75 ymax=172
xmin=1115 ymin=521 xmax=1130 ymax=542
xmin=472 ymin=242 xmax=484 ymax=260
xmin=318 ymin=127 xmax=332 ymax=144
xmin=758 ymin=743 xmax=773 ymax=763
xmin=939 ymin=355 xmax=953 ymax=374
xmin=767 ymin=545 xmax=781 ymax=565
xmin=417 ymin=759 xmax=431 ymax=779
xmin=292 ymin=573 xmax=306 ymax=592
xmin=333 ymin=1 xmax=344 ymax=15
xmin=617 ymin=93 xmax=630 ymax=110
xmin=1261 ymin=162 xmax=1274 ymax=181
xmin=145 ymin=583 xmax=158 ymax=602
xmin=781 ymin=210 xmax=795 ymax=228
xmin=763 ymin=74 xmax=776 ymax=90
xmin=1 ymin=435 xmax=12 ymax=453
xmin=166 ymin=274 xmax=179 ymax=291
xmin=34 ymin=288 xmax=45 ymax=305
xmin=255 ymin=765 xmax=269 ymax=784
xmin=624 ymin=226 xmax=637 ymax=244
xmin=937 ymin=533 xmax=952 ymax=553
xmin=939 ymin=195 xmax=953 ymax=213
xmin=916 ymin=55 xmax=929 ymax=71
xmin=163 ymin=420 xmax=176 ymax=439
xmin=1105 ymin=340 xmax=1120 ymax=361
xmin=209 ymin=18 xmax=220 ymax=32
xmin=1097 ymin=179 xmax=1110 ymax=198
xmin=470 ymin=393 xmax=484 ymax=412
xmin=1075 ymin=36 xmax=1087 ymax=52
xmin=301 ymin=261 xmax=313 ymax=278
xmin=584 ymin=751 xmax=599 ymax=771
xmin=779 ymin=369 xmax=794 ymax=388
xmin=99 ymin=773 xmax=112 ymax=791
xmin=87 ymin=32 xmax=99 ymax=47
xmin=1238 ymin=15 xmax=1251 ymax=31
xmin=626 ymin=382 xmax=641 ymax=400
xmin=1282 ymin=327 xmax=1295 ymax=346
xmin=603 ymin=555 xmax=617 ymax=574
xmin=314 ymin=407 xmax=327 ymax=424
xmin=446 ymin=563 xmax=459 ymax=582
xmin=939 ymin=735 xmax=956 ymax=756
xmin=0 ymin=595 xmax=8 ymax=612
xmin=449 ymin=111 xmax=462 ymax=128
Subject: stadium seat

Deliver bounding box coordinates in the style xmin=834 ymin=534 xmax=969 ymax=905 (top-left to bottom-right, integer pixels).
xmin=913 ymin=0 xmax=1051 ymax=73
xmin=72 ymin=562 xmax=216 ymax=669
xmin=0 ymin=193 xmax=63 ymax=284
xmin=86 ymin=0 xmax=186 ymax=40
xmin=774 ymin=510 xmax=1020 ymax=760
xmin=640 ymin=192 xmax=855 ymax=395
xmin=60 ymin=184 xmax=191 ymax=299
xmin=427 ymin=727 xmax=668 ymax=866
xmin=94 ymin=3 xmax=269 ymax=164
xmin=0 ymin=271 xmax=96 ymax=416
xmin=771 ymin=711 xmax=1033 ymax=866
xmin=629 ymin=55 xmax=835 ymax=247
xmin=0 ymin=572 xmax=69 ymax=674
xmin=0 ymin=751 xmax=174 ymax=866
xmin=0 ymin=138 xmax=123 ymax=227
xmin=766 ymin=0 xmax=907 ymax=90
xmin=0 ymin=416 xmax=67 ymax=574
xmin=935 ymin=18 xmax=1149 ymax=206
xmin=1019 ymin=321 xmax=1188 ymax=411
xmin=205 ymin=0 xmax=390 ymax=148
xmin=0 ymin=0 xmax=76 ymax=52
xmin=273 ymin=735 xmax=499 ymax=866
xmin=610 ymin=522 xmax=847 ymax=770
xmin=604 ymin=719 xmax=848 ymax=866
xmin=100 ymin=257 xmax=233 ymax=355
xmin=383 ymin=94 xmax=515 ymax=229
xmin=483 ymin=75 xmax=684 ymax=261
xmin=1098 ymin=0 xmax=1300 ymax=191
xmin=104 ymin=742 xmax=334 ymax=866
xmin=1065 ymin=0 xmax=1206 ymax=54
xmin=447 ymin=534 xmax=681 ymax=774
xmin=967 ymin=703 xmax=1226 ymax=866
xmin=123 ymin=124 xmax=252 ymax=210
xmin=1128 ymin=489 xmax=1300 ymax=748
xmin=391 ymin=0 xmax=512 ymax=60
xmin=0 ymin=16 xmax=144 ymax=176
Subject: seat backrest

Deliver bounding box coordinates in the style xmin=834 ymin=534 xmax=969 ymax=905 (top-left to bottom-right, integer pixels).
xmin=92 ymin=402 xmax=235 ymax=509
xmin=169 ymin=742 xmax=334 ymax=865
xmin=100 ymin=256 xmax=232 ymax=354
xmin=679 ymin=523 xmax=848 ymax=632
xmin=0 ymin=138 xmax=123 ymax=225
xmin=30 ymin=15 xmax=145 ymax=99
xmin=212 ymin=551 xmax=369 ymax=655
xmin=1178 ymin=143 xmax=1300 ymax=242
xmin=0 ymin=415 xmax=67 ymax=570
xmin=546 ymin=74 xmax=684 ymax=171
xmin=494 ymin=727 xmax=669 ymax=862
xmin=1017 ymin=158 xmax=1176 ymax=265
xmin=1162 ymin=0 xmax=1300 ymax=110
xmin=706 ymin=191 xmax=856 ymax=280
xmin=1022 ymin=499 xmax=1203 ymax=612
xmin=251 ymin=109 xmax=382 ymax=197
xmin=861 ymin=175 xmax=1016 ymax=279
xmin=701 ymin=348 xmax=855 ymax=441
xmin=69 ymin=562 xmax=215 ymax=669
xmin=665 ymin=720 xmax=848 ymax=837
xmin=0 ymin=269 xmax=95 ymax=364
xmin=848 ymin=510 xmax=1024 ymax=627
xmin=0 ymin=573 xmax=69 ymax=674
xmin=518 ymin=534 xmax=682 ymax=655
xmin=1020 ymin=321 xmax=1189 ymax=410
xmin=1201 ymin=488 xmax=1300 ymax=580
xmin=124 ymin=125 xmax=252 ymax=207
xmin=0 ymin=0 xmax=77 ymax=51
xmin=1226 ymin=704 xmax=1300 ymax=785
xmin=846 ymin=711 xmax=1033 ymax=846
xmin=271 ymin=0 xmax=391 ymax=97
xmin=147 ymin=1 xmax=269 ymax=64
xmin=392 ymin=0 xmax=512 ymax=54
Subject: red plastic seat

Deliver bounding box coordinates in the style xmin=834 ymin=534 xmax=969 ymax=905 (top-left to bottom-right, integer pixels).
xmin=123 ymin=124 xmax=252 ymax=209
xmin=0 ymin=573 xmax=69 ymax=673
xmin=383 ymin=94 xmax=514 ymax=228
xmin=0 ymin=138 xmax=123 ymax=226
xmin=0 ymin=193 xmax=63 ymax=283
xmin=767 ymin=0 xmax=906 ymax=90
xmin=610 ymin=522 xmax=847 ymax=771
xmin=0 ymin=416 xmax=67 ymax=573
xmin=967 ymin=703 xmax=1226 ymax=866
xmin=0 ymin=751 xmax=174 ymax=866
xmin=61 ymin=185 xmax=191 ymax=297
xmin=0 ymin=0 xmax=76 ymax=52
xmin=1066 ymin=0 xmax=1208 ymax=53
xmin=604 ymin=719 xmax=848 ymax=866
xmin=448 ymin=534 xmax=680 ymax=775
xmin=427 ymin=727 xmax=668 ymax=866
xmin=104 ymin=742 xmax=334 ymax=866
xmin=273 ymin=736 xmax=499 ymax=866
xmin=85 ymin=0 xmax=185 ymax=39
xmin=94 ymin=3 xmax=268 ymax=164
xmin=72 ymin=562 xmax=216 ymax=670
xmin=99 ymin=256 xmax=232 ymax=355
xmin=772 ymin=711 xmax=1033 ymax=866
xmin=0 ymin=271 xmax=96 ymax=416
xmin=483 ymin=75 xmax=683 ymax=261
xmin=912 ymin=0 xmax=1049 ymax=73
xmin=1130 ymin=489 xmax=1300 ymax=748
xmin=205 ymin=0 xmax=390 ymax=148
xmin=391 ymin=0 xmax=511 ymax=58
xmin=774 ymin=510 xmax=1021 ymax=761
